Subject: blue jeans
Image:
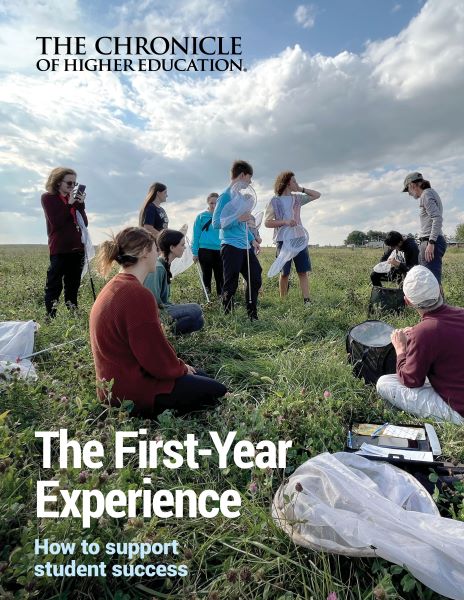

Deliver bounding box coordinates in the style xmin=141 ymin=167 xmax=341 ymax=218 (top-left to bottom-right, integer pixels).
xmin=165 ymin=303 xmax=204 ymax=335
xmin=419 ymin=235 xmax=446 ymax=284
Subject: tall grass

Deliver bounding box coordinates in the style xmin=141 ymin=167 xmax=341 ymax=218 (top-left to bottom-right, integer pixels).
xmin=0 ymin=245 xmax=463 ymax=599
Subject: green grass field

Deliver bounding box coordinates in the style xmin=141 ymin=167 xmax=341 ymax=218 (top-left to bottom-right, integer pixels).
xmin=0 ymin=245 xmax=463 ymax=600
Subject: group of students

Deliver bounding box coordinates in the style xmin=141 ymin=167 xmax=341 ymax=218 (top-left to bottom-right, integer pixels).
xmin=40 ymin=164 xmax=464 ymax=424
xmin=365 ymin=172 xmax=464 ymax=424
xmin=137 ymin=160 xmax=321 ymax=323
xmin=40 ymin=160 xmax=321 ymax=417
xmin=134 ymin=160 xmax=321 ymax=331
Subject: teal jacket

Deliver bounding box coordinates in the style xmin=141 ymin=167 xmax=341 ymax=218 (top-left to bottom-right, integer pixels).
xmin=144 ymin=258 xmax=172 ymax=308
xmin=212 ymin=187 xmax=254 ymax=250
xmin=191 ymin=210 xmax=221 ymax=256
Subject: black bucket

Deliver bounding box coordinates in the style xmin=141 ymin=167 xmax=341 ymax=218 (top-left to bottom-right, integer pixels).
xmin=346 ymin=320 xmax=397 ymax=385
xmin=368 ymin=286 xmax=405 ymax=316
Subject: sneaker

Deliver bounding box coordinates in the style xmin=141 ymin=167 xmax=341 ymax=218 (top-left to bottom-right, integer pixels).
xmin=247 ymin=306 xmax=259 ymax=321
xmin=303 ymin=298 xmax=311 ymax=305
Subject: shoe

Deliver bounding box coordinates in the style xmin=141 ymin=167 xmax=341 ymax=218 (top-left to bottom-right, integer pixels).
xmin=222 ymin=293 xmax=234 ymax=314
xmin=303 ymin=298 xmax=311 ymax=305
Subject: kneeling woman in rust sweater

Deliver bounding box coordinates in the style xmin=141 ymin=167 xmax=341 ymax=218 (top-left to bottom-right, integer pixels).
xmin=89 ymin=227 xmax=226 ymax=417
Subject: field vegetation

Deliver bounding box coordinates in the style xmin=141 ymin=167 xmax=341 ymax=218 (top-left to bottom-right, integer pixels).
xmin=0 ymin=244 xmax=463 ymax=600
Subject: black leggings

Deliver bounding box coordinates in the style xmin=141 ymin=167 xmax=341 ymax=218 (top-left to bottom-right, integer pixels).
xmin=45 ymin=252 xmax=84 ymax=316
xmin=154 ymin=370 xmax=227 ymax=416
xmin=220 ymin=244 xmax=262 ymax=314
xmin=198 ymin=248 xmax=223 ymax=296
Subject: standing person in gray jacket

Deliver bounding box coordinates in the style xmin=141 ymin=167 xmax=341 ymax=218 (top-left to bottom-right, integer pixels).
xmin=402 ymin=172 xmax=447 ymax=284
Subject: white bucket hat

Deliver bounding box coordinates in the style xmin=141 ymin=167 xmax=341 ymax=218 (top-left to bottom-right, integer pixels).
xmin=403 ymin=266 xmax=440 ymax=308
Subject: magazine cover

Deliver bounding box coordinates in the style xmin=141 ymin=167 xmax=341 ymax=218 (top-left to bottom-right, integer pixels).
xmin=1 ymin=1 xmax=464 ymax=599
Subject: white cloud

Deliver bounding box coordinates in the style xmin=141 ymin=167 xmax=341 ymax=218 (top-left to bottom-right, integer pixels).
xmin=1 ymin=0 xmax=463 ymax=248
xmin=294 ymin=4 xmax=316 ymax=29
xmin=109 ymin=0 xmax=235 ymax=39
xmin=0 ymin=0 xmax=84 ymax=71
xmin=367 ymin=0 xmax=464 ymax=98
xmin=392 ymin=3 xmax=402 ymax=13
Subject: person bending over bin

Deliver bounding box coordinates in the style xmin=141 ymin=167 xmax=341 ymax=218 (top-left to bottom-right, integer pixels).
xmin=376 ymin=266 xmax=464 ymax=425
xmin=90 ymin=227 xmax=226 ymax=418
xmin=370 ymin=231 xmax=419 ymax=287
xmin=144 ymin=229 xmax=204 ymax=335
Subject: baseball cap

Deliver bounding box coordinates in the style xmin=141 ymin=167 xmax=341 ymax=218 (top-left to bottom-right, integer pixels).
xmin=403 ymin=266 xmax=440 ymax=308
xmin=402 ymin=172 xmax=424 ymax=192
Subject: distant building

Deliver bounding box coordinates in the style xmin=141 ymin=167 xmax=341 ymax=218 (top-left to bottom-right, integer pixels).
xmin=447 ymin=239 xmax=464 ymax=247
xmin=364 ymin=241 xmax=384 ymax=249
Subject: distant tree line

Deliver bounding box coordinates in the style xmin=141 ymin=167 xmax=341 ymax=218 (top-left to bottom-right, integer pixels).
xmin=344 ymin=230 xmax=416 ymax=246
xmin=344 ymin=223 xmax=464 ymax=246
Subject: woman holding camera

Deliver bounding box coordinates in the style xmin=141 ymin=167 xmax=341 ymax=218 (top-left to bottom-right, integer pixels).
xmin=90 ymin=227 xmax=226 ymax=417
xmin=41 ymin=167 xmax=87 ymax=317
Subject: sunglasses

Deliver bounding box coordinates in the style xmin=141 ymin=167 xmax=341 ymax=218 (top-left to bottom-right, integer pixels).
xmin=63 ymin=180 xmax=76 ymax=186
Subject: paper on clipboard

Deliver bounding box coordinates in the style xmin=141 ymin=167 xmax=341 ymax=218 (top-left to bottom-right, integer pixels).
xmin=352 ymin=423 xmax=426 ymax=440
xmin=356 ymin=443 xmax=434 ymax=462
xmin=382 ymin=425 xmax=426 ymax=440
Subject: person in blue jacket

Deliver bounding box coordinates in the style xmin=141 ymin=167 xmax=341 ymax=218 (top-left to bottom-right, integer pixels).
xmin=213 ymin=160 xmax=262 ymax=320
xmin=191 ymin=193 xmax=223 ymax=296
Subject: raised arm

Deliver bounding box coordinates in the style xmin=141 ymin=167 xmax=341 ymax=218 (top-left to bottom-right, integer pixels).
xmin=299 ymin=186 xmax=321 ymax=206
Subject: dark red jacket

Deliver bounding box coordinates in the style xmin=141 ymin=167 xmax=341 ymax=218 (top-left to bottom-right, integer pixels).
xmin=89 ymin=273 xmax=188 ymax=415
xmin=41 ymin=192 xmax=88 ymax=254
xmin=396 ymin=304 xmax=464 ymax=415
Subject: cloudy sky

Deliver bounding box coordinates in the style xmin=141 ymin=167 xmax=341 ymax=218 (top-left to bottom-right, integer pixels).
xmin=1 ymin=0 xmax=463 ymax=246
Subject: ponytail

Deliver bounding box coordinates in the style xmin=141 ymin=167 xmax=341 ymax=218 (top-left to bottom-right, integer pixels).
xmin=95 ymin=227 xmax=156 ymax=278
xmin=95 ymin=240 xmax=119 ymax=278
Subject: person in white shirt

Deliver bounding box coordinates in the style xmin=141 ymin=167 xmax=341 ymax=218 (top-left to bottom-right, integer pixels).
xmin=264 ymin=171 xmax=320 ymax=303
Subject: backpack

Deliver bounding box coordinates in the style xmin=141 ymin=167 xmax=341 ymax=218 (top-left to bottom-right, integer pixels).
xmin=346 ymin=320 xmax=397 ymax=385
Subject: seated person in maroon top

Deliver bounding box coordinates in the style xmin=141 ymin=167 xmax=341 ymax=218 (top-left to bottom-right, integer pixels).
xmin=89 ymin=227 xmax=226 ymax=417
xmin=41 ymin=167 xmax=87 ymax=317
xmin=377 ymin=266 xmax=464 ymax=424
